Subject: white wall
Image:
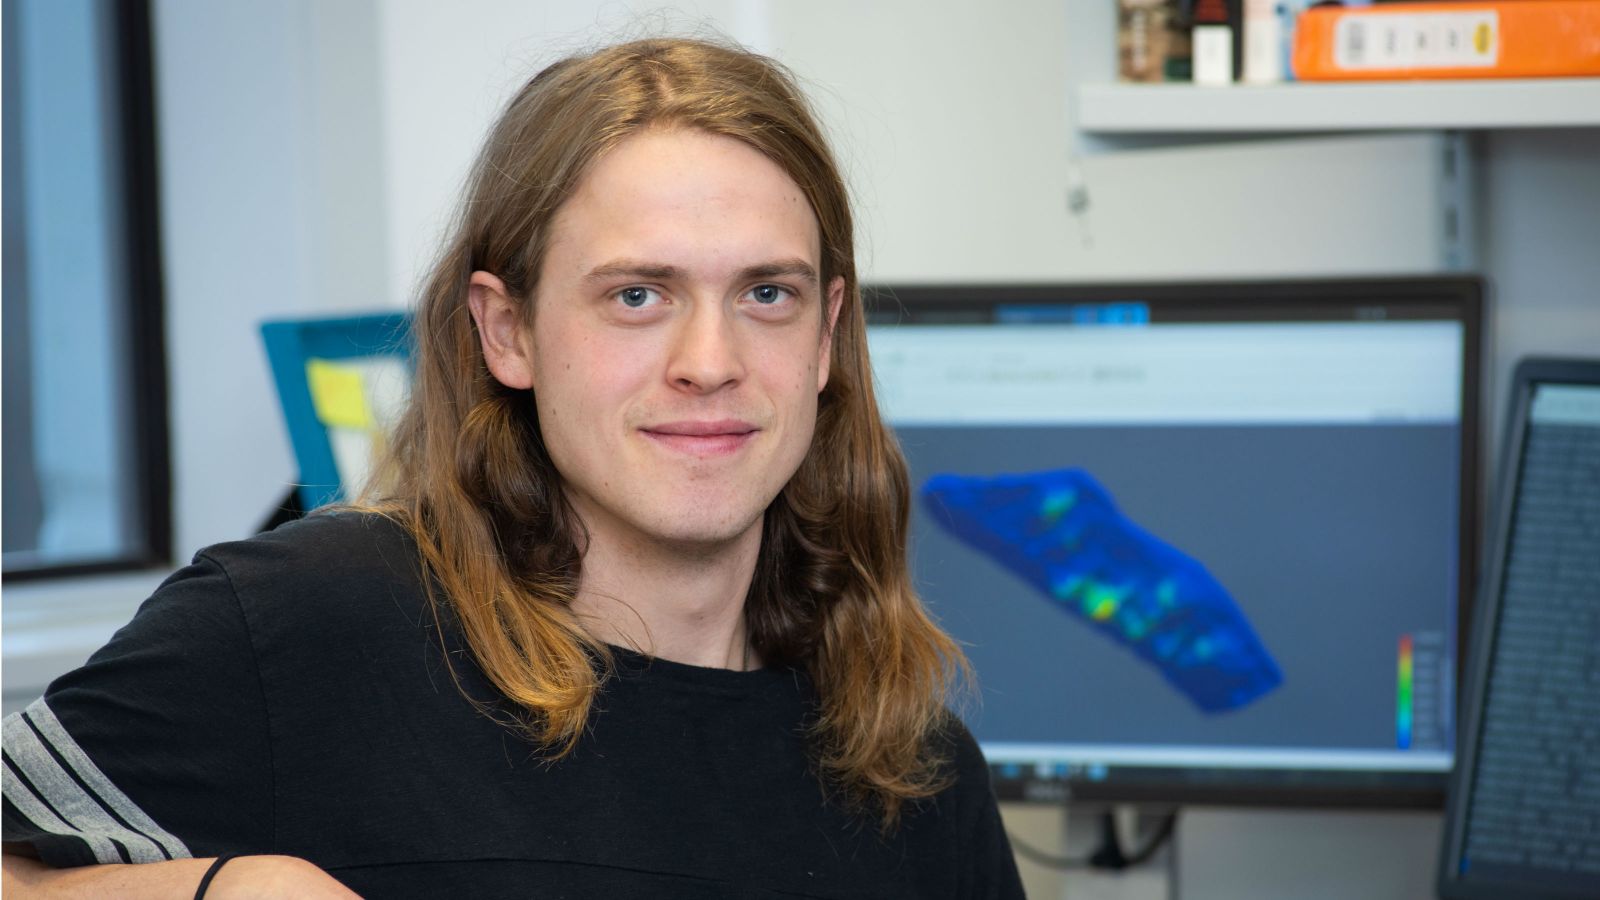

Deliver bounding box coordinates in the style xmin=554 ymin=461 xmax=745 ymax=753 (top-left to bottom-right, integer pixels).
xmin=374 ymin=0 xmax=1453 ymax=293
xmin=376 ymin=0 xmax=760 ymax=304
xmin=154 ymin=0 xmax=393 ymax=559
xmin=1480 ymin=129 xmax=1600 ymax=445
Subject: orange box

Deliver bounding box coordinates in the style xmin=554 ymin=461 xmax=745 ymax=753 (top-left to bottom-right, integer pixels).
xmin=1292 ymin=0 xmax=1600 ymax=80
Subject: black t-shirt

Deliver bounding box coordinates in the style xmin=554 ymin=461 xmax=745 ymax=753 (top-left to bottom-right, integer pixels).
xmin=2 ymin=513 xmax=1024 ymax=898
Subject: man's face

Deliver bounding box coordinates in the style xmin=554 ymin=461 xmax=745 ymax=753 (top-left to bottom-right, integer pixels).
xmin=475 ymin=128 xmax=843 ymax=552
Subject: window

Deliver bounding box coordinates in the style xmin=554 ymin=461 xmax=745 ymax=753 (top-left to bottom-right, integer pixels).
xmin=2 ymin=0 xmax=169 ymax=579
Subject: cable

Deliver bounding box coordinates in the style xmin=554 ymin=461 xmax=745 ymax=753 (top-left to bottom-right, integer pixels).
xmin=1112 ymin=809 xmax=1178 ymax=869
xmin=1007 ymin=829 xmax=1094 ymax=870
xmin=1007 ymin=808 xmax=1179 ymax=872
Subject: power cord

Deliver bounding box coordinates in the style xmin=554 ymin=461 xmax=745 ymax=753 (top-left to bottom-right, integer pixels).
xmin=1008 ymin=830 xmax=1094 ymax=870
xmin=1008 ymin=808 xmax=1179 ymax=872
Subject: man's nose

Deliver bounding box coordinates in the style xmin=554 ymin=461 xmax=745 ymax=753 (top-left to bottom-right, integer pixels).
xmin=666 ymin=301 xmax=746 ymax=394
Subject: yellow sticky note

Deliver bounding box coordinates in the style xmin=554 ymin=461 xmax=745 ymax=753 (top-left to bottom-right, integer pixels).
xmin=306 ymin=358 xmax=374 ymax=429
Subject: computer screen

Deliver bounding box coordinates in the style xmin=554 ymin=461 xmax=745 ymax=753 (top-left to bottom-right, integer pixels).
xmin=865 ymin=278 xmax=1482 ymax=805
xmin=1438 ymin=358 xmax=1600 ymax=899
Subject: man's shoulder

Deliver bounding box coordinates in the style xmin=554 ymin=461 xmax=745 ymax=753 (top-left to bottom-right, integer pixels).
xmin=927 ymin=711 xmax=998 ymax=806
xmin=200 ymin=508 xmax=412 ymax=562
xmin=195 ymin=509 xmax=417 ymax=581
xmin=931 ymin=709 xmax=984 ymax=765
xmin=192 ymin=510 xmax=430 ymax=632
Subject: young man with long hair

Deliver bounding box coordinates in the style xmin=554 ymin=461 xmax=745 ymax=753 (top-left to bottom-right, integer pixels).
xmin=2 ymin=38 xmax=1025 ymax=898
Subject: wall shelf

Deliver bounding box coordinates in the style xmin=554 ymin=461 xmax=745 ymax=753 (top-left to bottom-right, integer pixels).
xmin=1076 ymin=78 xmax=1600 ymax=133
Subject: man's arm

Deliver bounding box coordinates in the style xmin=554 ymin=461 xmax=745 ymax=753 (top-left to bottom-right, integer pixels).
xmin=2 ymin=846 xmax=360 ymax=899
xmin=1 ymin=551 xmax=353 ymax=898
xmin=2 ymin=556 xmax=276 ymax=884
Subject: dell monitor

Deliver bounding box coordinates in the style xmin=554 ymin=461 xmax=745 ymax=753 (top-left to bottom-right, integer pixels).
xmin=866 ymin=277 xmax=1482 ymax=806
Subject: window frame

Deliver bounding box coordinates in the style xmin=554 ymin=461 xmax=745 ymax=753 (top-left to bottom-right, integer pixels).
xmin=2 ymin=0 xmax=171 ymax=583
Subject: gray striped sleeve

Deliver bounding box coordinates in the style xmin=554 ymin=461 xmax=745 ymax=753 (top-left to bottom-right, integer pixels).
xmin=2 ymin=698 xmax=192 ymax=864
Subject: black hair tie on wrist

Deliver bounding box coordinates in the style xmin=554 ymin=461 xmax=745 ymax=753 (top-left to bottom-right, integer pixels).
xmin=194 ymin=854 xmax=239 ymax=900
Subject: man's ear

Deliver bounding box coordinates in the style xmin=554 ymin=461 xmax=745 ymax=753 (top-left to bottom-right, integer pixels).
xmin=467 ymin=271 xmax=535 ymax=390
xmin=816 ymin=276 xmax=846 ymax=393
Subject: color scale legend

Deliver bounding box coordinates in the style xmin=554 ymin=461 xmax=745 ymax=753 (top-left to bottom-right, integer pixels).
xmin=1397 ymin=634 xmax=1414 ymax=750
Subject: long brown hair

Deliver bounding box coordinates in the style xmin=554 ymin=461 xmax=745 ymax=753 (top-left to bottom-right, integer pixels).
xmin=367 ymin=37 xmax=969 ymax=825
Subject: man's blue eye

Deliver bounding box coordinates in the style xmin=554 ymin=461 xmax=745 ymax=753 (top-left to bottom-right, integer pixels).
xmin=619 ymin=287 xmax=654 ymax=308
xmin=752 ymin=285 xmax=786 ymax=304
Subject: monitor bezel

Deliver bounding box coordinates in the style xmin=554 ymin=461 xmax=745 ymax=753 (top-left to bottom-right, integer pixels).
xmin=864 ymin=276 xmax=1485 ymax=809
xmin=1437 ymin=357 xmax=1600 ymax=899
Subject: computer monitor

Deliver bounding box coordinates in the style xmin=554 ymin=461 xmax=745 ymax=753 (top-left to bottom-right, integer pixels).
xmin=865 ymin=278 xmax=1483 ymax=806
xmin=1437 ymin=357 xmax=1600 ymax=898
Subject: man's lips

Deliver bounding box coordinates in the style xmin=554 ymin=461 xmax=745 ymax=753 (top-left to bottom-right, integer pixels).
xmin=640 ymin=420 xmax=759 ymax=456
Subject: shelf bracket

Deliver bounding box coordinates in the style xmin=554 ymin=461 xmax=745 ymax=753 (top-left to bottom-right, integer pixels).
xmin=1440 ymin=131 xmax=1479 ymax=273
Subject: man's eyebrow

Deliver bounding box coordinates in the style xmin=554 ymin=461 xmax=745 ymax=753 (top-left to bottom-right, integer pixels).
xmin=738 ymin=259 xmax=819 ymax=287
xmin=580 ymin=259 xmax=819 ymax=287
xmin=583 ymin=261 xmax=682 ymax=283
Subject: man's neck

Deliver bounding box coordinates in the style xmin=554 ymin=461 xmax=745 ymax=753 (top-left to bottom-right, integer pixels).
xmin=569 ymin=518 xmax=763 ymax=671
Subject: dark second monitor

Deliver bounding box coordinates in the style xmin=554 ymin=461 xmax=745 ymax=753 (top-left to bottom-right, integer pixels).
xmin=865 ymin=278 xmax=1483 ymax=807
xmin=1438 ymin=358 xmax=1600 ymax=899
